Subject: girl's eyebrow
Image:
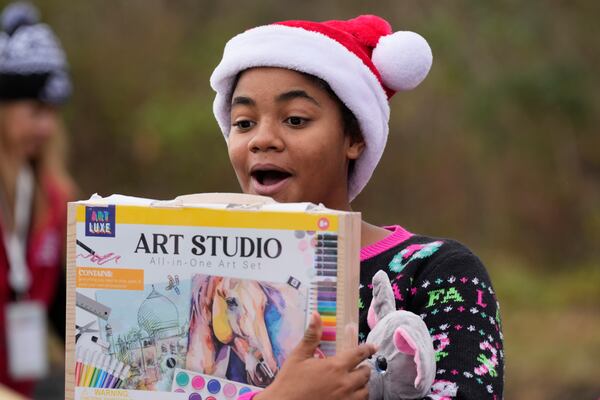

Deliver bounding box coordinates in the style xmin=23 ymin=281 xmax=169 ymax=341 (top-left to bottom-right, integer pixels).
xmin=231 ymin=96 xmax=255 ymax=107
xmin=275 ymin=90 xmax=321 ymax=107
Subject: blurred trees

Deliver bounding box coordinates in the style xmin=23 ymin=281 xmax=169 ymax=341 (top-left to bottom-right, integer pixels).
xmin=9 ymin=0 xmax=596 ymax=268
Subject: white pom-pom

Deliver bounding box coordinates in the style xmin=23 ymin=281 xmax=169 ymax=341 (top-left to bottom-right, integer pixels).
xmin=372 ymin=31 xmax=433 ymax=92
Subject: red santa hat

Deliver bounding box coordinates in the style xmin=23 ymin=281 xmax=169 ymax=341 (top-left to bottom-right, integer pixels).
xmin=210 ymin=15 xmax=432 ymax=201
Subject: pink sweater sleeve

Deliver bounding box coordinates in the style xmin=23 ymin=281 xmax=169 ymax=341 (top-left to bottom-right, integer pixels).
xmin=237 ymin=391 xmax=261 ymax=400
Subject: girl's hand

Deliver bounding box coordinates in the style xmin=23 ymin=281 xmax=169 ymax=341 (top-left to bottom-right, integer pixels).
xmin=255 ymin=312 xmax=375 ymax=400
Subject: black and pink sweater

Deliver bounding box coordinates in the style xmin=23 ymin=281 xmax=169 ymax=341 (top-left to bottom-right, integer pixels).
xmin=359 ymin=225 xmax=504 ymax=399
xmin=241 ymin=225 xmax=504 ymax=400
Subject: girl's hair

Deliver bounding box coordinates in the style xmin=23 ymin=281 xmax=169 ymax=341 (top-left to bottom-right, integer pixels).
xmin=301 ymin=73 xmax=362 ymax=176
xmin=230 ymin=70 xmax=363 ymax=174
xmin=301 ymin=73 xmax=362 ymax=142
xmin=0 ymin=104 xmax=75 ymax=226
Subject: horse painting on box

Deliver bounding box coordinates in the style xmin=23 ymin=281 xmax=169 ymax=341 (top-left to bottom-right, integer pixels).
xmin=186 ymin=274 xmax=307 ymax=387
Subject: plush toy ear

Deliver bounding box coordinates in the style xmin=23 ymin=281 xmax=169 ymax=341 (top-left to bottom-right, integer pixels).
xmin=367 ymin=270 xmax=396 ymax=329
xmin=393 ymin=327 xmax=421 ymax=387
xmin=367 ymin=302 xmax=378 ymax=330
xmin=212 ymin=283 xmax=233 ymax=344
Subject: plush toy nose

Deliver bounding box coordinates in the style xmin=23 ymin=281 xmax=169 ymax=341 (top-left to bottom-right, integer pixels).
xmin=375 ymin=355 xmax=388 ymax=372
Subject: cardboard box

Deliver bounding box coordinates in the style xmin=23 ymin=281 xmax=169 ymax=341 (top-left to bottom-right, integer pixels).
xmin=65 ymin=193 xmax=360 ymax=400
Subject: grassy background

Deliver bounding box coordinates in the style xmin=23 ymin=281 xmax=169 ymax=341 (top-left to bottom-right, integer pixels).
xmin=488 ymin=258 xmax=600 ymax=398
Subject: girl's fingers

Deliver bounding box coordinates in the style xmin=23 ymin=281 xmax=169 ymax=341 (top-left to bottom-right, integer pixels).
xmin=338 ymin=343 xmax=377 ymax=370
xmin=348 ymin=364 xmax=371 ymax=390
xmin=349 ymin=385 xmax=370 ymax=400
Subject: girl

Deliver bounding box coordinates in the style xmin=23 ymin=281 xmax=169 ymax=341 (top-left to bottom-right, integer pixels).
xmin=0 ymin=2 xmax=74 ymax=396
xmin=210 ymin=15 xmax=504 ymax=399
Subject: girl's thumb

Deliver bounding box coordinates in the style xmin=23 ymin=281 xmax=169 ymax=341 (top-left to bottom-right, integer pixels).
xmin=294 ymin=311 xmax=323 ymax=359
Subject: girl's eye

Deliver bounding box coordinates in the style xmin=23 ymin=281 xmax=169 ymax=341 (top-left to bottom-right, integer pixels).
xmin=284 ymin=116 xmax=308 ymax=127
xmin=233 ymin=120 xmax=255 ymax=130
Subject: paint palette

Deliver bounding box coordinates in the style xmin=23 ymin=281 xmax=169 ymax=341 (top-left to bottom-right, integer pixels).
xmin=171 ymin=368 xmax=260 ymax=399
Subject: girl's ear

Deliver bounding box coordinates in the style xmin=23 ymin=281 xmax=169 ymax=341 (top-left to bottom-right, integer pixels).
xmin=346 ymin=133 xmax=365 ymax=161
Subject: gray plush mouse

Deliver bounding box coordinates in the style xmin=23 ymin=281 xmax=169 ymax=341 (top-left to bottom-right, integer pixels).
xmin=365 ymin=270 xmax=436 ymax=399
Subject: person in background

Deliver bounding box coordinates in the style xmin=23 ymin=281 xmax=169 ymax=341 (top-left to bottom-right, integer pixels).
xmin=0 ymin=1 xmax=74 ymax=396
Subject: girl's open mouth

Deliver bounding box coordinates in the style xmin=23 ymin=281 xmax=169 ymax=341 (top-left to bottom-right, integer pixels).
xmin=250 ymin=167 xmax=292 ymax=196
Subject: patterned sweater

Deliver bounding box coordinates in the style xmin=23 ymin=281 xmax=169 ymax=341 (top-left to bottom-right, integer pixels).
xmin=240 ymin=225 xmax=504 ymax=400
xmin=359 ymin=225 xmax=504 ymax=399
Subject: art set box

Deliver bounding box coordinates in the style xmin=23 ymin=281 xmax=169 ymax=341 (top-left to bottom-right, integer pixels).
xmin=65 ymin=193 xmax=361 ymax=400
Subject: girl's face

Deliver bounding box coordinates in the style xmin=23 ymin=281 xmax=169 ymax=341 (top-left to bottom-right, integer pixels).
xmin=2 ymin=100 xmax=59 ymax=159
xmin=228 ymin=67 xmax=364 ymax=209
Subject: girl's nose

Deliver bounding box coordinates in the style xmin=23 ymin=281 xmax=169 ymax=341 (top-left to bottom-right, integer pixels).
xmin=248 ymin=120 xmax=284 ymax=153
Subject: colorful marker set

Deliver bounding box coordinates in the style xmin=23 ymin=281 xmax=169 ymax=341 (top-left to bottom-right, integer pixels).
xmin=74 ymin=347 xmax=131 ymax=389
xmin=310 ymin=233 xmax=339 ymax=356
xmin=170 ymin=368 xmax=260 ymax=399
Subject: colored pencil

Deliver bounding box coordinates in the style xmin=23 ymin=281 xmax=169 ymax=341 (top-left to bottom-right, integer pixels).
xmin=79 ymin=350 xmax=95 ymax=386
xmin=105 ymin=362 xmax=124 ymax=389
xmin=92 ymin=355 xmax=109 ymax=387
xmin=100 ymin=358 xmax=118 ymax=388
xmin=77 ymin=350 xmax=87 ymax=386
xmin=114 ymin=365 xmax=130 ymax=389
xmin=84 ymin=351 xmax=100 ymax=387
xmin=74 ymin=347 xmax=82 ymax=386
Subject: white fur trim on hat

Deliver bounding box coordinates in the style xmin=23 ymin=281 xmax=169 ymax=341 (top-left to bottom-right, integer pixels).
xmin=372 ymin=31 xmax=432 ymax=91
xmin=210 ymin=24 xmax=390 ymax=201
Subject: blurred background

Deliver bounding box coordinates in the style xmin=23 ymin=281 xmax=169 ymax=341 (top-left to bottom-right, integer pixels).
xmin=3 ymin=0 xmax=598 ymax=399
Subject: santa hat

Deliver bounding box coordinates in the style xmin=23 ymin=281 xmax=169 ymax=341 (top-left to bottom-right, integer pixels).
xmin=210 ymin=15 xmax=432 ymax=200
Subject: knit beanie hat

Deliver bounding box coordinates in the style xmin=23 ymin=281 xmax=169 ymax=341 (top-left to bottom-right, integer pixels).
xmin=0 ymin=1 xmax=71 ymax=104
xmin=210 ymin=15 xmax=432 ymax=201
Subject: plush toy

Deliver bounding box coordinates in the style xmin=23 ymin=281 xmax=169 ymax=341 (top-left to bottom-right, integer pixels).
xmin=365 ymin=270 xmax=436 ymax=399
